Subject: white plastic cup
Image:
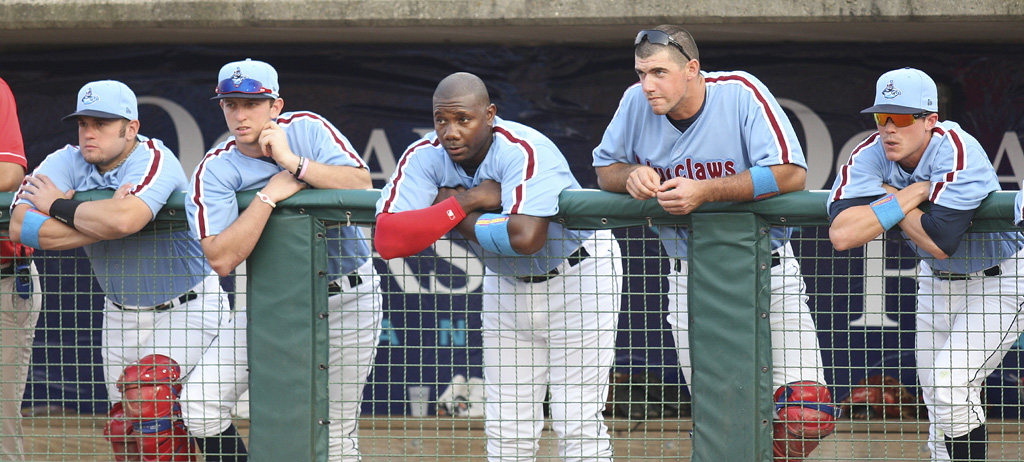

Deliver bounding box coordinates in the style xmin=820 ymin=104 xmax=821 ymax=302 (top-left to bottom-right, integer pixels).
xmin=407 ymin=385 xmax=431 ymax=417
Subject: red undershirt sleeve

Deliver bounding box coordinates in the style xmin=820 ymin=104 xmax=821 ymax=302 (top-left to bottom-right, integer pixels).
xmin=374 ymin=196 xmax=468 ymax=260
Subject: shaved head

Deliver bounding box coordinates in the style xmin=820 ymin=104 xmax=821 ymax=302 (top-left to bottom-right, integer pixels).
xmin=431 ymin=72 xmax=497 ymax=170
xmin=433 ymin=72 xmax=491 ymax=107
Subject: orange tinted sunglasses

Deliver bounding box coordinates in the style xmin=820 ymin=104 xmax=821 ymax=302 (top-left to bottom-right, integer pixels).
xmin=873 ymin=112 xmax=929 ymax=127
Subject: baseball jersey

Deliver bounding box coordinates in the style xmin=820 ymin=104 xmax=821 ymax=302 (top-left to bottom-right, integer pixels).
xmin=377 ymin=115 xmax=594 ymax=277
xmin=592 ymin=71 xmax=806 ymax=259
xmin=13 ymin=135 xmax=210 ymax=306
xmin=186 ymin=111 xmax=371 ymax=276
xmin=1 ymin=77 xmax=29 ymax=266
xmin=828 ymin=121 xmax=1022 ymax=273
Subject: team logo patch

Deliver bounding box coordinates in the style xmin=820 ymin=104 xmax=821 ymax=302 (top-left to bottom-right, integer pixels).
xmin=477 ymin=216 xmax=509 ymax=226
xmin=447 ymin=209 xmax=456 ymax=220
xmin=81 ymin=88 xmax=99 ymax=106
xmin=881 ymin=80 xmax=901 ymax=100
xmin=870 ymin=194 xmax=896 ymax=206
xmin=229 ymin=67 xmax=247 ymax=88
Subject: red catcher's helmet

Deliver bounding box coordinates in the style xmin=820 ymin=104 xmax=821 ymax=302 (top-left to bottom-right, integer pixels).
xmin=116 ymin=354 xmax=183 ymax=420
xmin=774 ymin=381 xmax=840 ymax=439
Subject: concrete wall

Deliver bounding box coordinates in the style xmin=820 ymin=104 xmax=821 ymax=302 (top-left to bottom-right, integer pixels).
xmin=1 ymin=0 xmax=1023 ymax=49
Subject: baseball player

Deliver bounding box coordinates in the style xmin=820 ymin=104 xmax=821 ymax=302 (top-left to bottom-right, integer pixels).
xmin=183 ymin=59 xmax=382 ymax=462
xmin=0 ymin=75 xmax=41 ymax=461
xmin=9 ymin=80 xmax=226 ymax=461
xmin=375 ymin=72 xmax=623 ymax=461
xmin=591 ymin=26 xmax=837 ymax=461
xmin=828 ymin=67 xmax=1024 ymax=462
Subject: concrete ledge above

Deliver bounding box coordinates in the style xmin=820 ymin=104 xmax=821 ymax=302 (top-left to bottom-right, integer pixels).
xmin=2 ymin=0 xmax=1023 ymax=47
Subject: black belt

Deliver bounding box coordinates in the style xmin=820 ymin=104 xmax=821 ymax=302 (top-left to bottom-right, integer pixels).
xmin=328 ymin=273 xmax=365 ymax=294
xmin=112 ymin=291 xmax=198 ymax=312
xmin=517 ymin=247 xmax=590 ymax=284
xmin=0 ymin=264 xmax=14 ymax=279
xmin=674 ymin=252 xmax=781 ymax=273
xmin=932 ymin=265 xmax=1002 ymax=281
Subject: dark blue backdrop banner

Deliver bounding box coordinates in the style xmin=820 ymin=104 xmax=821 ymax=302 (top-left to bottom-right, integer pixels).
xmin=2 ymin=43 xmax=1023 ymax=415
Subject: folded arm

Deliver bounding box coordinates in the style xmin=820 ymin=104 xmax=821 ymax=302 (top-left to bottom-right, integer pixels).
xmin=200 ymin=170 xmax=306 ymax=277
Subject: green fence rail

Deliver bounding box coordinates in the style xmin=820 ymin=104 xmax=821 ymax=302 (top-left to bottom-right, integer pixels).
xmin=2 ymin=189 xmax=1021 ymax=461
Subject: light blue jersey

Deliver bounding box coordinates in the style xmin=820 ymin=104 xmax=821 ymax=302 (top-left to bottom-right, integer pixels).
xmin=14 ymin=135 xmax=210 ymax=306
xmin=828 ymin=120 xmax=1022 ymax=273
xmin=186 ymin=111 xmax=370 ymax=276
xmin=592 ymin=71 xmax=806 ymax=258
xmin=377 ymin=116 xmax=594 ymax=277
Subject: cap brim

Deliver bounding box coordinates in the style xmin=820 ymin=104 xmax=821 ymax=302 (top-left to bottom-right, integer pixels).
xmin=860 ymin=104 xmax=926 ymax=114
xmin=61 ymin=110 xmax=130 ymax=122
xmin=210 ymin=92 xmax=277 ymax=101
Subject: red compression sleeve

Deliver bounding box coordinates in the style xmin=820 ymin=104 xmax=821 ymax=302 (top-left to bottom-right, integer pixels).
xmin=374 ymin=196 xmax=467 ymax=260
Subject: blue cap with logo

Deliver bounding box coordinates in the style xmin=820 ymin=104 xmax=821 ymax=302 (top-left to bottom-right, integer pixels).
xmin=212 ymin=58 xmax=280 ymax=100
xmin=861 ymin=67 xmax=938 ymax=115
xmin=62 ymin=80 xmax=138 ymax=122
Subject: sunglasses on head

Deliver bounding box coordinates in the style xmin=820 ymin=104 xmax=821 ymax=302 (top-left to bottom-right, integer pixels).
xmin=873 ymin=112 xmax=931 ymax=127
xmin=215 ymin=78 xmax=274 ymax=96
xmin=634 ymin=30 xmax=693 ymax=62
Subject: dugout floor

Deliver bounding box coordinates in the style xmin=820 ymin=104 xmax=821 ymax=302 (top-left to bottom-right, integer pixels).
xmin=19 ymin=412 xmax=1024 ymax=461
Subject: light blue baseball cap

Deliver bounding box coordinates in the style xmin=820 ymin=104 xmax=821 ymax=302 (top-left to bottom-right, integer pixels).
xmin=861 ymin=67 xmax=938 ymax=115
xmin=62 ymin=80 xmax=138 ymax=122
xmin=212 ymin=58 xmax=280 ymax=100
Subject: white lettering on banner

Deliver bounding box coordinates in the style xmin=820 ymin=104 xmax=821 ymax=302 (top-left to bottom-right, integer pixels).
xmin=363 ymin=128 xmax=432 ymax=181
xmin=992 ymin=132 xmax=1024 ymax=184
xmin=137 ymin=97 xmax=206 ymax=175
xmin=363 ymin=129 xmax=397 ymax=181
xmin=778 ymin=99 xmax=834 ymax=190
xmin=382 ymin=240 xmax=485 ymax=295
xmin=848 ymin=238 xmax=913 ymax=327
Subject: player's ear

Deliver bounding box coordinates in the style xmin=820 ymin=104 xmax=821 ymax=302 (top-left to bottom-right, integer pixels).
xmin=686 ymin=58 xmax=700 ymax=78
xmin=125 ymin=119 xmax=140 ymax=140
xmin=924 ymin=112 xmax=939 ymax=130
xmin=270 ymin=98 xmax=284 ymax=118
xmin=485 ymin=103 xmax=496 ymax=126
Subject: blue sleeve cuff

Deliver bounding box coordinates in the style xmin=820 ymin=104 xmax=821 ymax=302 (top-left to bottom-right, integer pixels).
xmin=750 ymin=166 xmax=780 ymax=201
xmin=20 ymin=209 xmax=50 ymax=250
xmin=474 ymin=213 xmax=522 ymax=256
xmin=870 ymin=194 xmax=905 ymax=230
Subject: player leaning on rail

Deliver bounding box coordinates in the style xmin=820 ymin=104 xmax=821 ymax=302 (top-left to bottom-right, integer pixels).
xmin=183 ymin=59 xmax=383 ymax=462
xmin=375 ymin=72 xmax=623 ymax=462
xmin=9 ymin=80 xmax=227 ymax=461
xmin=828 ymin=67 xmax=1024 ymax=462
xmin=591 ymin=25 xmax=839 ymax=462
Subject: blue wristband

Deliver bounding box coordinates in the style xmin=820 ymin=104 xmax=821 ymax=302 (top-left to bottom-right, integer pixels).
xmin=475 ymin=213 xmax=521 ymax=256
xmin=870 ymin=194 xmax=905 ymax=230
xmin=750 ymin=166 xmax=780 ymax=200
xmin=20 ymin=209 xmax=50 ymax=250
